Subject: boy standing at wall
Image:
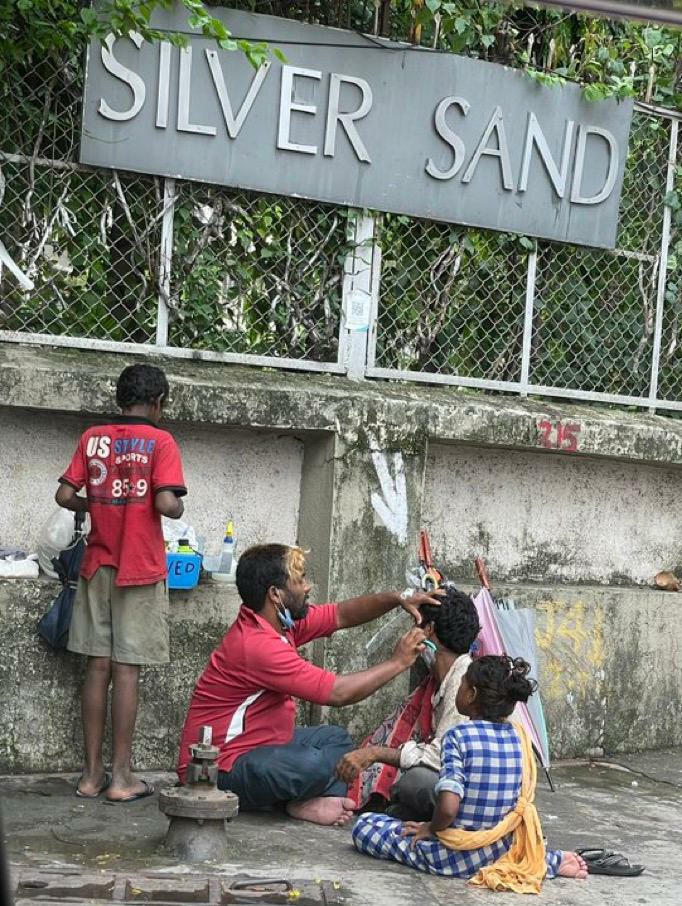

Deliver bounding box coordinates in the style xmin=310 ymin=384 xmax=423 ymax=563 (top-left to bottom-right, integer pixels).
xmin=56 ymin=364 xmax=186 ymax=803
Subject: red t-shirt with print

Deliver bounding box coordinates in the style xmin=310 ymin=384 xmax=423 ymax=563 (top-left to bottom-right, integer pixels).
xmin=177 ymin=603 xmax=339 ymax=781
xmin=60 ymin=417 xmax=186 ymax=586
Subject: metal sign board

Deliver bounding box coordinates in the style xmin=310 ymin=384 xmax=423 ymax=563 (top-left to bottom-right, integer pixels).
xmin=80 ymin=5 xmax=634 ymax=248
xmin=528 ymin=0 xmax=682 ymax=25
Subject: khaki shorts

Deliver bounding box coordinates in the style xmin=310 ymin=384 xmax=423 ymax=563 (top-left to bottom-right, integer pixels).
xmin=67 ymin=566 xmax=170 ymax=665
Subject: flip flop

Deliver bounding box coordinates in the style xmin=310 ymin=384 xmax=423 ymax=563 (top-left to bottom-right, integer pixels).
xmin=75 ymin=772 xmax=112 ymax=799
xmin=576 ymin=848 xmax=645 ymax=877
xmin=105 ymin=779 xmax=155 ymax=804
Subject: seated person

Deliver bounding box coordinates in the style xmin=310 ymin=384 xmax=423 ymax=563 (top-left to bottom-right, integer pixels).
xmin=176 ymin=543 xmax=442 ymax=827
xmin=337 ymin=587 xmax=479 ymax=820
xmin=352 ymin=656 xmax=588 ymax=889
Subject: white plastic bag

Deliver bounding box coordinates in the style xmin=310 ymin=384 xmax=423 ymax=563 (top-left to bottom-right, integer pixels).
xmin=37 ymin=509 xmax=90 ymax=578
xmin=162 ymin=516 xmax=197 ymax=552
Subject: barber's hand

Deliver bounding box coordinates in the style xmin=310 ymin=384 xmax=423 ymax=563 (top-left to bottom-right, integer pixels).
xmin=400 ymin=820 xmax=434 ymax=850
xmin=336 ymin=747 xmax=376 ymax=784
xmin=399 ymin=588 xmax=445 ymax=624
xmin=392 ymin=627 xmax=426 ymax=668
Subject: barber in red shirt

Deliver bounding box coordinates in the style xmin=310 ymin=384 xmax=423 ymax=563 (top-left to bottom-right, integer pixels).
xmin=178 ymin=544 xmax=441 ymax=826
xmin=57 ymin=364 xmax=186 ymax=804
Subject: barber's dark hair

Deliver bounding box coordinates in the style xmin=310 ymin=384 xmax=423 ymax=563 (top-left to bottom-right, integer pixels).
xmin=236 ymin=544 xmax=293 ymax=612
xmin=116 ymin=364 xmax=169 ymax=409
xmin=467 ymin=655 xmax=537 ymax=721
xmin=420 ymin=586 xmax=480 ymax=656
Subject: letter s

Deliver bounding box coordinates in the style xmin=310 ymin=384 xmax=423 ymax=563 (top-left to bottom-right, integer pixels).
xmin=425 ymin=96 xmax=470 ymax=181
xmin=97 ymin=436 xmax=111 ymax=458
xmin=98 ymin=33 xmax=146 ymax=122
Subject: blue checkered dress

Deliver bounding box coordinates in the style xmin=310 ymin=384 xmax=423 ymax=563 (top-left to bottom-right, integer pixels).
xmin=352 ymin=720 xmax=562 ymax=879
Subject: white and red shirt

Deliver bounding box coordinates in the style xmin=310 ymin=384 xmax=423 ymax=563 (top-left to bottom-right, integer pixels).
xmin=177 ymin=604 xmax=339 ymax=780
xmin=60 ymin=417 xmax=186 ymax=587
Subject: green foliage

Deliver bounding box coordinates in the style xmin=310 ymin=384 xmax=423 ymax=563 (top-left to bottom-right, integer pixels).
xmin=2 ymin=0 xmax=682 ymax=399
xmin=0 ymin=0 xmax=270 ymax=69
xmin=168 ymin=186 xmax=352 ymax=359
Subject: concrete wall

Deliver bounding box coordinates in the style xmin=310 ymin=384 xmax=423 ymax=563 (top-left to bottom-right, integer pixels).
xmin=4 ymin=343 xmax=682 ymax=772
xmin=0 ymin=408 xmax=304 ymax=556
xmin=3 ymin=576 xmax=678 ymax=772
xmin=424 ymin=442 xmax=682 ymax=585
xmin=0 ymin=578 xmax=242 ymax=774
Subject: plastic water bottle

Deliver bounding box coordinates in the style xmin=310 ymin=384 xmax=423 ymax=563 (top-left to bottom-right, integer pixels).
xmin=219 ymin=521 xmax=235 ymax=574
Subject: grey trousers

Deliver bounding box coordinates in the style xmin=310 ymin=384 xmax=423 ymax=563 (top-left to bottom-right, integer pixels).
xmin=386 ymin=765 xmax=439 ymax=822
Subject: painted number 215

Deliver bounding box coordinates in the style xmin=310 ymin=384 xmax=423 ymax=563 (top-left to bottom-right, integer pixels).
xmin=537 ymin=419 xmax=581 ymax=453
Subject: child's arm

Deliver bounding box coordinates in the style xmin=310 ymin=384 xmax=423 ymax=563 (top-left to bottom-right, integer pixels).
xmin=155 ymin=489 xmax=184 ymax=519
xmin=430 ymin=790 xmax=461 ymax=831
xmin=55 ymin=482 xmax=89 ymax=513
xmin=402 ymin=727 xmax=465 ymax=847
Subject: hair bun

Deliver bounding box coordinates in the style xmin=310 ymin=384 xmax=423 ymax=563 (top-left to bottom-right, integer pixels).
xmin=503 ymin=657 xmax=537 ymax=703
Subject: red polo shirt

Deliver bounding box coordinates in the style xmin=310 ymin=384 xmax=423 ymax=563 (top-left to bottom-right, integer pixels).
xmin=59 ymin=417 xmax=186 ymax=587
xmin=177 ymin=603 xmax=339 ymax=780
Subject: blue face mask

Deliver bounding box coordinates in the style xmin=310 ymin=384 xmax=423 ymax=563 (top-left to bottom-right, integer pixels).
xmin=277 ymin=607 xmax=295 ymax=630
xmin=276 ymin=593 xmax=296 ymax=630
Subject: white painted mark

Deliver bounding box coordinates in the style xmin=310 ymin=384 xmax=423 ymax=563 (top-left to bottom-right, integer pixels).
xmin=370 ymin=447 xmax=408 ymax=544
xmin=0 ymin=239 xmax=34 ymax=290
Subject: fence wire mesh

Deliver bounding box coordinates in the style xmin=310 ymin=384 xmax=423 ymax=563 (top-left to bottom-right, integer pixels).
xmin=1 ymin=48 xmax=682 ymax=411
xmin=372 ymin=218 xmax=529 ymax=382
xmin=0 ymin=159 xmax=161 ymax=344
xmin=656 ymin=128 xmax=682 ymax=403
xmin=371 ymin=110 xmax=678 ymax=405
xmin=168 ymin=184 xmax=349 ymax=362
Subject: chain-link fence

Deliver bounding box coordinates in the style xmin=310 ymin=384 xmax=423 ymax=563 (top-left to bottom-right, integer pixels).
xmin=1 ymin=48 xmax=682 ymax=410
xmin=369 ymin=109 xmax=682 ymax=411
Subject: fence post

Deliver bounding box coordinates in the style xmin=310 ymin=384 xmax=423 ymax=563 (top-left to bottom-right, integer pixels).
xmin=648 ymin=118 xmax=678 ymax=414
xmin=338 ymin=211 xmax=380 ymax=380
xmin=519 ymin=245 xmax=538 ymax=397
xmin=156 ymin=177 xmax=176 ymax=347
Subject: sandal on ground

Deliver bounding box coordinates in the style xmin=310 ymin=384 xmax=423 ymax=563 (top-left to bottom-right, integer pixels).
xmin=105 ymin=779 xmax=155 ymax=804
xmin=75 ymin=772 xmax=112 ymax=799
xmin=576 ymin=848 xmax=645 ymax=877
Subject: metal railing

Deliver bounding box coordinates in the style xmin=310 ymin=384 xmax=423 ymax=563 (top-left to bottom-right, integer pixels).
xmin=1 ymin=44 xmax=681 ymax=413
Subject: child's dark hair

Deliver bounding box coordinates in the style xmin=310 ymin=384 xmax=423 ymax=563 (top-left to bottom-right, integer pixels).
xmin=420 ymin=586 xmax=480 ymax=656
xmin=467 ymin=655 xmax=537 ymax=721
xmin=116 ymin=364 xmax=169 ymax=409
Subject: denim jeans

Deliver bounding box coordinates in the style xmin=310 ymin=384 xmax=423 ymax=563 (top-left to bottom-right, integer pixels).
xmin=218 ymin=725 xmax=353 ymax=811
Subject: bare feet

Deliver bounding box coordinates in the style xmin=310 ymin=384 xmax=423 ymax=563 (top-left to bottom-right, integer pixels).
xmin=76 ymin=769 xmax=110 ymax=798
xmin=106 ymin=771 xmax=153 ymax=803
xmin=558 ymin=852 xmax=589 ymax=880
xmin=286 ymin=796 xmax=356 ymax=826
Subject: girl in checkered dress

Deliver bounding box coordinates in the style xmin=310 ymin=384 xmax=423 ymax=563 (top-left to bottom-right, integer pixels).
xmin=352 ymin=656 xmax=587 ymax=881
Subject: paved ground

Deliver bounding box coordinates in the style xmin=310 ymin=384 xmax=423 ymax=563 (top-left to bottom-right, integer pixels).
xmin=3 ymin=752 xmax=681 ymax=906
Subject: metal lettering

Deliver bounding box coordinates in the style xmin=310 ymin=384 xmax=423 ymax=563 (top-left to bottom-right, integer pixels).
xmin=277 ymin=65 xmax=322 ymax=155
xmin=425 ymin=96 xmax=470 ymax=181
xmin=156 ymin=41 xmax=171 ymax=129
xmin=98 ymin=33 xmax=145 ymax=122
xmin=323 ymin=73 xmax=372 ymax=162
xmin=518 ymin=112 xmax=575 ymax=198
xmin=462 ymin=106 xmax=514 ymax=190
xmin=571 ymin=125 xmax=619 ymax=205
xmin=206 ymin=52 xmax=271 ymax=139
xmin=177 ymin=47 xmax=217 ymax=136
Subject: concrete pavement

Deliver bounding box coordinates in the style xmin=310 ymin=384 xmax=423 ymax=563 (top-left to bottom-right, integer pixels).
xmin=3 ymin=751 xmax=680 ymax=906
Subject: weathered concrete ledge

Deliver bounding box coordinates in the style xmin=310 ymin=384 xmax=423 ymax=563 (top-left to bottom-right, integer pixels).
xmin=4 ymin=343 xmax=682 ymax=466
xmin=1 ymin=575 xmax=678 ymax=773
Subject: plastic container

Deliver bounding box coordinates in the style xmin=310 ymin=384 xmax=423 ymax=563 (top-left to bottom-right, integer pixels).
xmin=220 ymin=521 xmax=235 ymax=574
xmin=166 ymin=551 xmax=202 ymax=589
